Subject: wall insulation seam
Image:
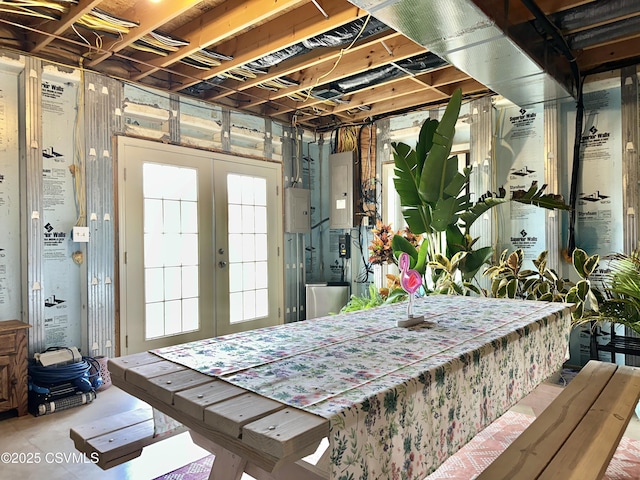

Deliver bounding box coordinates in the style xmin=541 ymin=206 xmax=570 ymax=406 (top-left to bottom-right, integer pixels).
xmin=20 ymin=57 xmax=45 ymax=355
xmin=621 ymin=66 xmax=639 ymax=254
xmin=469 ymin=96 xmax=493 ymax=290
xmin=169 ymin=94 xmax=180 ymax=143
xmin=264 ymin=119 xmax=273 ymax=160
xmin=375 ymin=118 xmax=391 ymax=290
xmin=621 ymin=66 xmax=640 ymax=367
xmin=544 ymin=101 xmax=561 ymax=270
xmin=221 ymin=109 xmax=231 ymax=152
xmin=85 ymin=72 xmax=118 ymax=358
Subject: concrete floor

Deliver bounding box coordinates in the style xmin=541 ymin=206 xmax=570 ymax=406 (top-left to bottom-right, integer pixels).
xmin=1 ymin=376 xmax=639 ymax=480
xmin=0 ymin=385 xmax=212 ymax=480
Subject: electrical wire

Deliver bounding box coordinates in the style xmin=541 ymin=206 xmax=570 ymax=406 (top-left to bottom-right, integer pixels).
xmin=354 ymin=225 xmax=373 ymax=283
xmin=70 ymin=23 xmax=90 ymax=47
xmin=130 ymin=31 xmax=189 ymax=56
xmin=0 ymin=0 xmax=66 ymax=18
xmin=297 ymin=14 xmax=372 ymax=105
xmin=68 ymin=60 xmax=86 ymax=229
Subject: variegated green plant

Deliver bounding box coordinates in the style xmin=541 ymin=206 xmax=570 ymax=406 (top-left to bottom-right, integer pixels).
xmin=484 ymin=249 xmax=572 ymax=301
xmin=570 ymin=250 xmax=640 ymax=335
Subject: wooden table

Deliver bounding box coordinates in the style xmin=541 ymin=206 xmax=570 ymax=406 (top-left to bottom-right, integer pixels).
xmin=110 ymin=296 xmax=573 ymax=480
xmin=109 ymin=351 xmax=329 ymax=479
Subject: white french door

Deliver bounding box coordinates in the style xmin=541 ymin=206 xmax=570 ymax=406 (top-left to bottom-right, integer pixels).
xmin=118 ymin=137 xmax=283 ymax=354
xmin=213 ymin=159 xmax=282 ymax=335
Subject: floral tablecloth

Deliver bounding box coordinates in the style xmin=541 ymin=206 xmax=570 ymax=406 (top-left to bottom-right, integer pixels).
xmin=153 ymin=295 xmax=572 ymax=480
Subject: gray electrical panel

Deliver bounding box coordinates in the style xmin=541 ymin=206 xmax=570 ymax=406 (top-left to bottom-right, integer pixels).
xmin=329 ymin=151 xmax=354 ymax=229
xmin=284 ymin=187 xmax=311 ymax=233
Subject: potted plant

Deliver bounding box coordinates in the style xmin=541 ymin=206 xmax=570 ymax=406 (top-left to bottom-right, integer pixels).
xmin=484 ymin=249 xmax=573 ymax=301
xmin=570 ymin=250 xmax=640 ymax=334
xmin=391 ymin=88 xmax=571 ymax=285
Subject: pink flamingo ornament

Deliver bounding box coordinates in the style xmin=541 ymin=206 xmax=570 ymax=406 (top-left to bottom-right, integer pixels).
xmin=397 ymin=252 xmax=424 ymax=327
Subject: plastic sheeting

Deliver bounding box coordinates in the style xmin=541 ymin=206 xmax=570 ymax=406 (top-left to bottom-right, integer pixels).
xmin=246 ymin=17 xmax=389 ymax=71
xmin=331 ymin=52 xmax=448 ymax=94
xmin=302 ymin=17 xmax=388 ymax=49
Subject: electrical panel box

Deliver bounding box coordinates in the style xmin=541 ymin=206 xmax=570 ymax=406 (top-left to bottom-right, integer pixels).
xmin=329 ymin=151 xmax=354 ymax=229
xmin=284 ymin=187 xmax=310 ymax=233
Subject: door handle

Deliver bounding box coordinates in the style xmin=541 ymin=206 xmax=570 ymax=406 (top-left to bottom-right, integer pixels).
xmin=218 ymin=261 xmax=227 ymax=268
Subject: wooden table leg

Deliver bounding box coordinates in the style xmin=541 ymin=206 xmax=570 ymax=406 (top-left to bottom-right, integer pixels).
xmin=189 ymin=431 xmax=328 ymax=480
xmin=208 ymin=448 xmax=247 ymax=480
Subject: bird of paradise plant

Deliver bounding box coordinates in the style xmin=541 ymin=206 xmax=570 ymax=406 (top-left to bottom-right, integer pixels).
xmin=391 ymin=87 xmax=571 ymax=284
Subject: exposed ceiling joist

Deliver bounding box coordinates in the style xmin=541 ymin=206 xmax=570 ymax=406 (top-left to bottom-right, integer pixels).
xmin=130 ymin=0 xmax=308 ymax=82
xmin=0 ymin=0 xmax=637 ymax=129
xmin=28 ymin=0 xmax=103 ymax=54
xmin=166 ymin=0 xmax=365 ymax=93
xmin=205 ymin=30 xmax=403 ymax=102
xmin=86 ymin=0 xmax=205 ymax=67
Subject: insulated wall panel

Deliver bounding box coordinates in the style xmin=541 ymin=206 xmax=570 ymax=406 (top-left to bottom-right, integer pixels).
xmin=0 ymin=56 xmax=23 ymax=320
xmin=40 ymin=66 xmax=82 ymax=348
xmin=495 ymin=102 xmax=546 ymax=265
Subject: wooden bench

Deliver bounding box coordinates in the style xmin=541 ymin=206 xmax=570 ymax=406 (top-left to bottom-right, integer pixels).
xmin=477 ymin=360 xmax=640 ymax=480
xmin=69 ymin=407 xmax=186 ymax=469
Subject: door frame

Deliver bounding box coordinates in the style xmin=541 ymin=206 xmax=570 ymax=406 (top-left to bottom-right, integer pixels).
xmin=116 ymin=136 xmax=284 ymax=355
xmin=212 ymin=156 xmax=284 ymax=336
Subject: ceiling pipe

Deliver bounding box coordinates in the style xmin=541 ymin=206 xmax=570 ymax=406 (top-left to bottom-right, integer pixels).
xmin=519 ymin=0 xmax=579 ymax=85
xmin=519 ymin=0 xmax=584 ymax=256
xmin=550 ymin=0 xmax=640 ymax=32
xmin=568 ymin=16 xmax=640 ymax=50
xmin=311 ymin=0 xmax=330 ymax=19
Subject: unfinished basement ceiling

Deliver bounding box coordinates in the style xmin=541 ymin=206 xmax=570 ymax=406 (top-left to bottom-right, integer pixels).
xmin=0 ymin=0 xmax=638 ymax=129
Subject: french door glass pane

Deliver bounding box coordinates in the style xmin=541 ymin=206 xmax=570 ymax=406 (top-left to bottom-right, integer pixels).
xmin=182 ymin=298 xmax=199 ymax=331
xmin=143 ymin=162 xmax=200 ymax=339
xmin=228 ymin=234 xmax=243 ymax=262
xmin=255 ymin=206 xmax=267 ymax=233
xmin=182 ymin=266 xmax=199 ymax=298
xmin=181 ymin=202 xmax=198 ymax=233
xmin=227 ymin=173 xmax=269 ymax=324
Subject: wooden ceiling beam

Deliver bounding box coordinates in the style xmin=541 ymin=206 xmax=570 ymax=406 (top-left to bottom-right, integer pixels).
xmin=338 ymin=78 xmax=488 ymax=123
xmin=170 ymin=0 xmax=364 ymax=93
xmin=428 ymin=66 xmax=472 ymax=85
xmin=29 ymin=0 xmax=103 ymax=54
xmin=321 ymin=65 xmax=468 ymax=117
xmin=239 ymin=35 xmax=427 ymax=108
xmin=269 ymin=69 xmax=418 ymax=117
xmin=469 ymin=0 xmax=592 ymax=27
xmin=86 ymin=0 xmax=205 ymax=67
xmin=207 ymin=30 xmax=403 ymax=101
xmin=327 ymin=77 xmax=436 ymax=116
xmin=578 ymin=35 xmax=640 ymax=73
xmin=131 ymin=0 xmax=307 ymax=82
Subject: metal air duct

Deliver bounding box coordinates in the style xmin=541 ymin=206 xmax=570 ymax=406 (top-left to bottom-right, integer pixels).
xmin=347 ymin=0 xmax=575 ymax=107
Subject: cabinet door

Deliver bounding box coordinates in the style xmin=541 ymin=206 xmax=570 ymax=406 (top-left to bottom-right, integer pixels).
xmin=0 ymin=355 xmax=10 ymax=408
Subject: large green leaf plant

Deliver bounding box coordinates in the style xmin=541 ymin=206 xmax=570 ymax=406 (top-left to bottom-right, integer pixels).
xmin=391 ymin=88 xmax=570 ymax=286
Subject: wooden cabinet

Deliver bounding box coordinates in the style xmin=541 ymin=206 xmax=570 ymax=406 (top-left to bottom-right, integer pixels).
xmin=0 ymin=320 xmax=31 ymax=416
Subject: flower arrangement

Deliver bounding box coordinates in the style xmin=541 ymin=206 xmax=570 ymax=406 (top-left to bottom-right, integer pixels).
xmin=368 ymin=221 xmax=422 ymax=266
